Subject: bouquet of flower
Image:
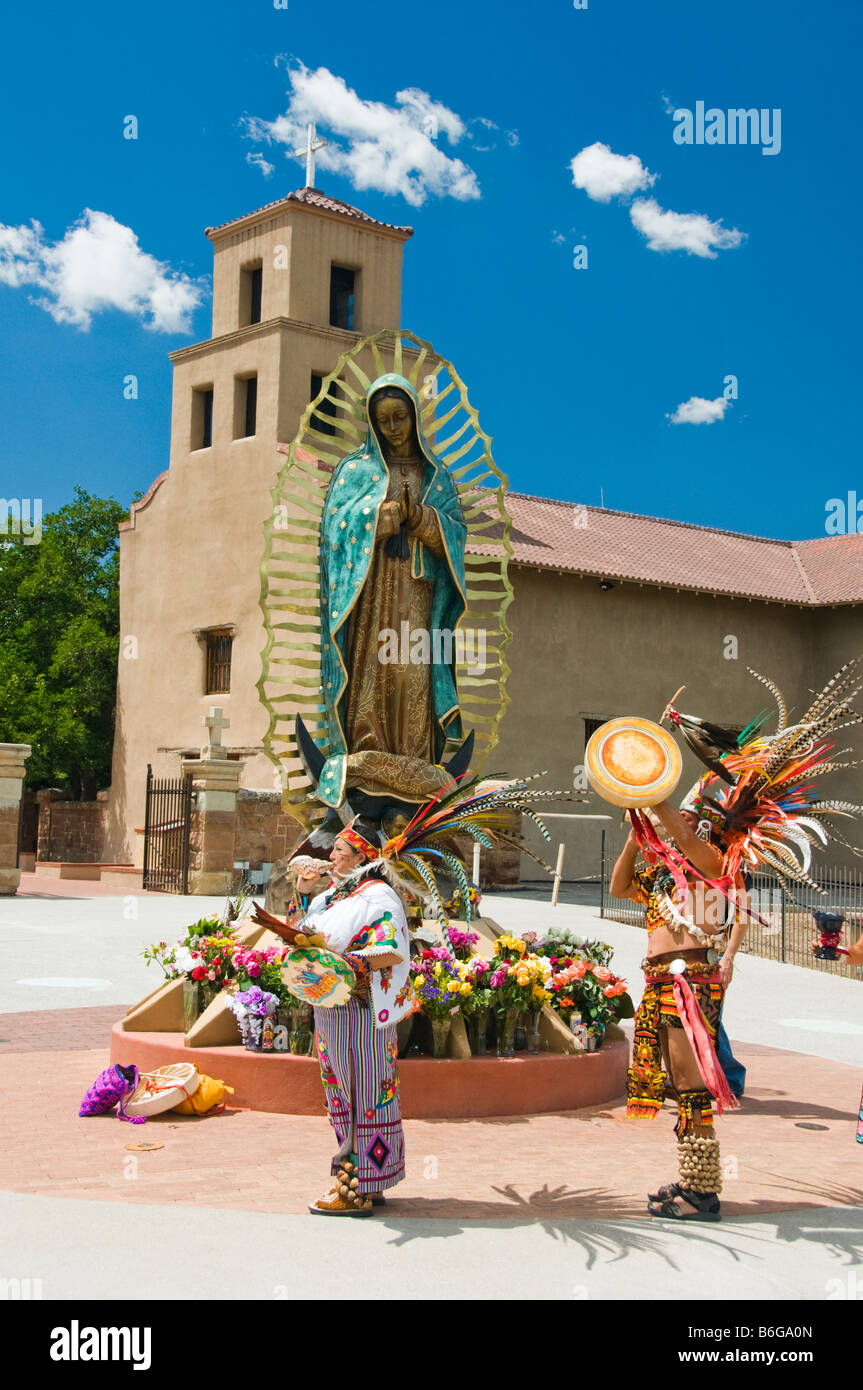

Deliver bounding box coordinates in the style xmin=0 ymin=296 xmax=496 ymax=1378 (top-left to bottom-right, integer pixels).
xmin=229 ymin=986 xmax=279 ymax=1020
xmin=488 ymin=936 xmax=553 ymax=1013
xmin=446 ymin=926 xmax=480 ymax=961
xmin=181 ymin=935 xmax=238 ymax=991
xmin=410 ymin=950 xmax=470 ymax=1020
xmin=233 ymin=944 xmax=294 ymax=1007
xmin=141 ymin=906 xmax=243 ymax=985
xmin=546 ymin=956 xmax=633 ymax=1029
xmin=457 ymin=956 xmax=494 ymax=1015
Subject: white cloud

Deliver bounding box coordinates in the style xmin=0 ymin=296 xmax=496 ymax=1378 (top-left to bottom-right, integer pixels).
xmin=0 ymin=210 xmax=203 ymax=332
xmin=0 ymin=221 xmax=44 ymax=287
xmin=246 ymin=150 xmax=275 ymax=178
xmin=667 ymin=395 xmax=730 ymax=425
xmin=630 ymin=197 xmax=745 ymax=258
xmin=243 ymin=62 xmax=481 ymax=207
xmin=570 ymin=141 xmax=656 ymax=203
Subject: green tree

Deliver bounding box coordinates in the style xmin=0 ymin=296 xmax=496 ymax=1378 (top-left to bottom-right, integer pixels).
xmin=0 ymin=487 xmax=129 ymax=798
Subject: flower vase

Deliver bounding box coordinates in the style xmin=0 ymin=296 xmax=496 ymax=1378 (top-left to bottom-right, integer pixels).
xmin=182 ymin=978 xmax=200 ymax=1033
xmin=245 ymin=1015 xmax=264 ymax=1052
xmin=526 ymin=1011 xmax=542 ymax=1054
xmin=587 ymin=1020 xmax=605 ymax=1051
xmin=200 ymin=981 xmax=217 ymax=1012
xmin=495 ymin=1006 xmax=518 ymax=1058
xmin=290 ymin=1005 xmax=313 ymax=1056
xmin=274 ymin=1008 xmax=291 ymax=1052
xmin=430 ymin=1017 xmax=451 ymax=1058
xmin=236 ymin=1015 xmax=251 ymax=1047
xmin=467 ymin=1008 xmax=489 ymax=1056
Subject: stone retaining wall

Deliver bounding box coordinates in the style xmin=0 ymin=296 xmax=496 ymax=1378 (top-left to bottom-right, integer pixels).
xmin=234 ymin=789 xmax=305 ymax=871
xmin=36 ymin=793 xmax=108 ymax=863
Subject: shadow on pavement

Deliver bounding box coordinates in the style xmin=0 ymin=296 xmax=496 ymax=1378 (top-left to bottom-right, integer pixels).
xmin=376 ymin=1182 xmax=758 ymax=1265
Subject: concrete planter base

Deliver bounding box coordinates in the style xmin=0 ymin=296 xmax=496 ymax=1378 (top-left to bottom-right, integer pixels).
xmin=109 ymin=1022 xmax=628 ymax=1118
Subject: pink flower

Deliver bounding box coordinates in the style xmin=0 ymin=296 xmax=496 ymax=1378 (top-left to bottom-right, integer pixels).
xmin=248 ymin=962 xmax=261 ymax=977
xmin=489 ymin=968 xmax=507 ymax=988
xmin=592 ymin=965 xmax=612 ymax=982
xmin=207 ymin=971 xmax=216 ymax=981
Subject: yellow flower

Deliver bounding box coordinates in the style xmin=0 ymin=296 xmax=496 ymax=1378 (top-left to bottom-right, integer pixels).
xmin=496 ymin=934 xmax=526 ymax=955
xmin=459 ymin=982 xmax=472 ymax=996
xmin=447 ymin=981 xmax=461 ymax=994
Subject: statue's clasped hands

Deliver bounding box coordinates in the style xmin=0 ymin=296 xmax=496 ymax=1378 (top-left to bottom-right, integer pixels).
xmin=400 ymin=482 xmax=423 ymax=531
xmin=378 ymin=488 xmax=423 ymax=538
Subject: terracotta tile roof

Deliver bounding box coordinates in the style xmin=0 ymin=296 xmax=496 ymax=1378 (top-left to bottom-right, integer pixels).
xmin=205 ymin=187 xmax=413 ymax=238
xmin=795 ymin=533 xmax=863 ymax=604
xmin=466 ymin=492 xmax=863 ymax=606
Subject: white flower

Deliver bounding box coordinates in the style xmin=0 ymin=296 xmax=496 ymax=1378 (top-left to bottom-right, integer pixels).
xmin=173 ymin=946 xmax=199 ymax=975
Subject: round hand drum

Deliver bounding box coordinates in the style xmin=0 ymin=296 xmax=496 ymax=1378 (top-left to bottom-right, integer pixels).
xmin=585 ymin=717 xmax=682 ymax=808
xmin=125 ymin=1063 xmax=200 ymax=1118
xmin=280 ymin=947 xmax=355 ymax=1008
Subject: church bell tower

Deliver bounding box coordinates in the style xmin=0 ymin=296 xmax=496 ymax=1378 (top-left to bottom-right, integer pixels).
xmin=107 ymin=183 xmax=413 ymax=863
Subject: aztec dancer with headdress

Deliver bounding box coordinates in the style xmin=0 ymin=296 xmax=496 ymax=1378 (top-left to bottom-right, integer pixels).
xmin=601 ymin=658 xmax=862 ymax=1219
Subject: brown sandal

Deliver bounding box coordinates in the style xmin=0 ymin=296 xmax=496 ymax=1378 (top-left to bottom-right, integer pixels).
xmin=647 ymin=1181 xmax=681 ymax=1203
xmin=647 ymin=1188 xmax=720 ymax=1222
xmin=308 ymin=1159 xmax=374 ymax=1217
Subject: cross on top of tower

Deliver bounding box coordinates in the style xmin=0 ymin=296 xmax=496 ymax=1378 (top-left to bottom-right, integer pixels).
xmin=294 ymin=122 xmax=328 ymax=189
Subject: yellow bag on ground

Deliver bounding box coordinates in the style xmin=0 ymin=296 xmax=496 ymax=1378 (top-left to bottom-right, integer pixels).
xmin=172 ymin=1074 xmax=235 ymax=1115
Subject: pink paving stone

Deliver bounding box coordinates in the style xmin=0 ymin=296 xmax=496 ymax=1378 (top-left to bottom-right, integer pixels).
xmin=0 ymin=1008 xmax=860 ymax=1222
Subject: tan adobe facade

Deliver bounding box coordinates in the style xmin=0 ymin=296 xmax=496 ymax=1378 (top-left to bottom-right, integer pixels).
xmin=105 ymin=189 xmax=413 ymax=864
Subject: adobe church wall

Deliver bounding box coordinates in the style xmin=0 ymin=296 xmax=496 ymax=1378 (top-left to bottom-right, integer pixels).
xmin=491 ymin=566 xmax=860 ymax=878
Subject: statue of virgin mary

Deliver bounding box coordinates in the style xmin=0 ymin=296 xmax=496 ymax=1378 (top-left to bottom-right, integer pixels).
xmin=313 ymin=373 xmax=468 ymax=808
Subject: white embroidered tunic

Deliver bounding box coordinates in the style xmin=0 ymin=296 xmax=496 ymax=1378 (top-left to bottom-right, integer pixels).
xmin=303 ymin=876 xmax=413 ymax=1028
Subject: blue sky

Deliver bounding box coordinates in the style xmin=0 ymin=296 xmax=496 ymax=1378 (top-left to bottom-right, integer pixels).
xmin=1 ymin=0 xmax=860 ymax=539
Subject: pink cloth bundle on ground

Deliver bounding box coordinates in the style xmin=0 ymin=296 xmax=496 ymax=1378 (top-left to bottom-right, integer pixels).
xmin=78 ymin=1064 xmax=145 ymax=1124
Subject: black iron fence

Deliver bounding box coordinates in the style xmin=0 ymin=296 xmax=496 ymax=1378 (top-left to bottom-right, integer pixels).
xmin=600 ymin=828 xmax=863 ymax=981
xmin=142 ymin=766 xmax=193 ymax=893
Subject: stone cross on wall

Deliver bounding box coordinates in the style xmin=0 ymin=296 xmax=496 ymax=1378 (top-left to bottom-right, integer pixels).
xmin=202 ymin=706 xmax=230 ymax=760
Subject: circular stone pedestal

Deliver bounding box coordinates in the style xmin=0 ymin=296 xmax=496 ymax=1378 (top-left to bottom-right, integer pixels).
xmin=110 ymin=1024 xmax=627 ymax=1118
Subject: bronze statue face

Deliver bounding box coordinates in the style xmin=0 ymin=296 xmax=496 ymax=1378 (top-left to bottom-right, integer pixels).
xmin=372 ymin=391 xmax=416 ymax=458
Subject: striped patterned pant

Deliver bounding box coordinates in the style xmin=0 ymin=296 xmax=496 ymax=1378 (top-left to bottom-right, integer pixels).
xmin=313 ymin=997 xmax=405 ymax=1194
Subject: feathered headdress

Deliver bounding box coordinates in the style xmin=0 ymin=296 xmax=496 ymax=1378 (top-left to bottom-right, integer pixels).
xmin=660 ymin=657 xmax=863 ymax=892
xmin=349 ymin=773 xmax=572 ymax=954
xmin=369 ymin=772 xmax=572 ymax=956
xmin=253 ymin=775 xmax=577 ymax=954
